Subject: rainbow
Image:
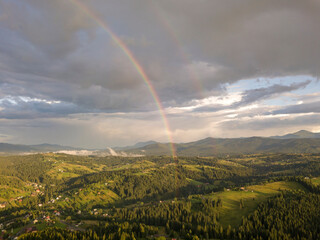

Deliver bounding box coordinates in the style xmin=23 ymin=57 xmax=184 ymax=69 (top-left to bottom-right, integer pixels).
xmin=68 ymin=0 xmax=177 ymax=159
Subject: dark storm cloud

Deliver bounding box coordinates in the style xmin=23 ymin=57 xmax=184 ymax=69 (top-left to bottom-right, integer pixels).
xmin=158 ymin=0 xmax=320 ymax=86
xmin=1 ymin=0 xmax=319 ymax=113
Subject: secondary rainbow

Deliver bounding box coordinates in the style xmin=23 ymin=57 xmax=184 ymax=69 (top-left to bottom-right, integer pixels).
xmin=150 ymin=1 xmax=204 ymax=99
xmin=68 ymin=0 xmax=176 ymax=158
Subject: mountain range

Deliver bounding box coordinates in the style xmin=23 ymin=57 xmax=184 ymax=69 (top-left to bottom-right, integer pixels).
xmin=124 ymin=130 xmax=320 ymax=156
xmin=113 ymin=140 xmax=158 ymax=151
xmin=270 ymin=130 xmax=320 ymax=139
xmin=0 ymin=130 xmax=319 ymax=156
xmin=0 ymin=143 xmax=79 ymax=155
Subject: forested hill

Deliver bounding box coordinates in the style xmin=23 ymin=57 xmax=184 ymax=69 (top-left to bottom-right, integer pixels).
xmin=126 ymin=137 xmax=320 ymax=156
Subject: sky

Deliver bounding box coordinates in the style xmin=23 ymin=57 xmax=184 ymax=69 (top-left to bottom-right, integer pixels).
xmin=0 ymin=0 xmax=320 ymax=148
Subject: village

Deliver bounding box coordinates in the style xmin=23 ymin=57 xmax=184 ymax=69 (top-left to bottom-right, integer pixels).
xmin=0 ymin=180 xmax=114 ymax=239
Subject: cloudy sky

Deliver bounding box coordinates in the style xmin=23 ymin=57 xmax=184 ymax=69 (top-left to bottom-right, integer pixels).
xmin=0 ymin=0 xmax=320 ymax=148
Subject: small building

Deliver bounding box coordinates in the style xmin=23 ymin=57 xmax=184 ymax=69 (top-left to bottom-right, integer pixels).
xmin=0 ymin=203 xmax=6 ymax=209
xmin=25 ymin=227 xmax=37 ymax=233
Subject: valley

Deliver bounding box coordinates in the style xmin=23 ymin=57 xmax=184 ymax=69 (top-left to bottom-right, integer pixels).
xmin=0 ymin=153 xmax=319 ymax=239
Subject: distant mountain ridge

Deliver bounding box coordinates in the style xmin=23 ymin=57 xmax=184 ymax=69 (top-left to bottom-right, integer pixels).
xmin=114 ymin=141 xmax=158 ymax=150
xmin=124 ymin=130 xmax=320 ymax=156
xmin=270 ymin=130 xmax=320 ymax=139
xmin=0 ymin=143 xmax=79 ymax=154
xmin=126 ymin=137 xmax=320 ymax=156
xmin=1 ymin=130 xmax=319 ymax=156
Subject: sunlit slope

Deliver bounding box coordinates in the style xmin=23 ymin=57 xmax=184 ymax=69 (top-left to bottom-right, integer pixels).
xmin=206 ymin=181 xmax=307 ymax=227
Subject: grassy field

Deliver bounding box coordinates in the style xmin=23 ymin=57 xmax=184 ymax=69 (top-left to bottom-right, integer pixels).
xmin=0 ymin=185 xmax=32 ymax=202
xmin=57 ymin=182 xmax=119 ymax=210
xmin=206 ymin=181 xmax=306 ymax=227
xmin=109 ymin=160 xmax=156 ymax=171
xmin=311 ymin=177 xmax=320 ymax=185
xmin=46 ymin=162 xmax=96 ymax=180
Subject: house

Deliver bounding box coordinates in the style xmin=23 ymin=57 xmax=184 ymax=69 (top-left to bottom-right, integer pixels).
xmin=6 ymin=222 xmax=14 ymax=227
xmin=25 ymin=227 xmax=37 ymax=233
xmin=0 ymin=203 xmax=6 ymax=209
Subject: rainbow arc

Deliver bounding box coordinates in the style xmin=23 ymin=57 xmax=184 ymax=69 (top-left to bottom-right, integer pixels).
xmin=69 ymin=0 xmax=177 ymax=159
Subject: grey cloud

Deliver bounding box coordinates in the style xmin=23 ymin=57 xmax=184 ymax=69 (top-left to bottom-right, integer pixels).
xmin=0 ymin=71 xmax=156 ymax=115
xmin=236 ymin=80 xmax=311 ymax=106
xmin=271 ymin=101 xmax=320 ymax=115
xmin=192 ymin=81 xmax=311 ymax=113
xmin=0 ymin=0 xmax=96 ymax=59
xmin=219 ymin=114 xmax=320 ymax=132
xmin=0 ymin=96 xmax=93 ymax=119
xmin=158 ymin=0 xmax=320 ymax=86
xmin=0 ymin=0 xmax=320 ymax=114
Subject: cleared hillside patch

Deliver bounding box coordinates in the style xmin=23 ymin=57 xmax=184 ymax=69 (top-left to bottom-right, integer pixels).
xmin=207 ymin=181 xmax=306 ymax=227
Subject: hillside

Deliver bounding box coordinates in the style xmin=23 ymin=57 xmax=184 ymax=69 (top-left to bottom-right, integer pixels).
xmin=113 ymin=141 xmax=158 ymax=150
xmin=1 ymin=153 xmax=320 ymax=239
xmin=126 ymin=137 xmax=320 ymax=156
